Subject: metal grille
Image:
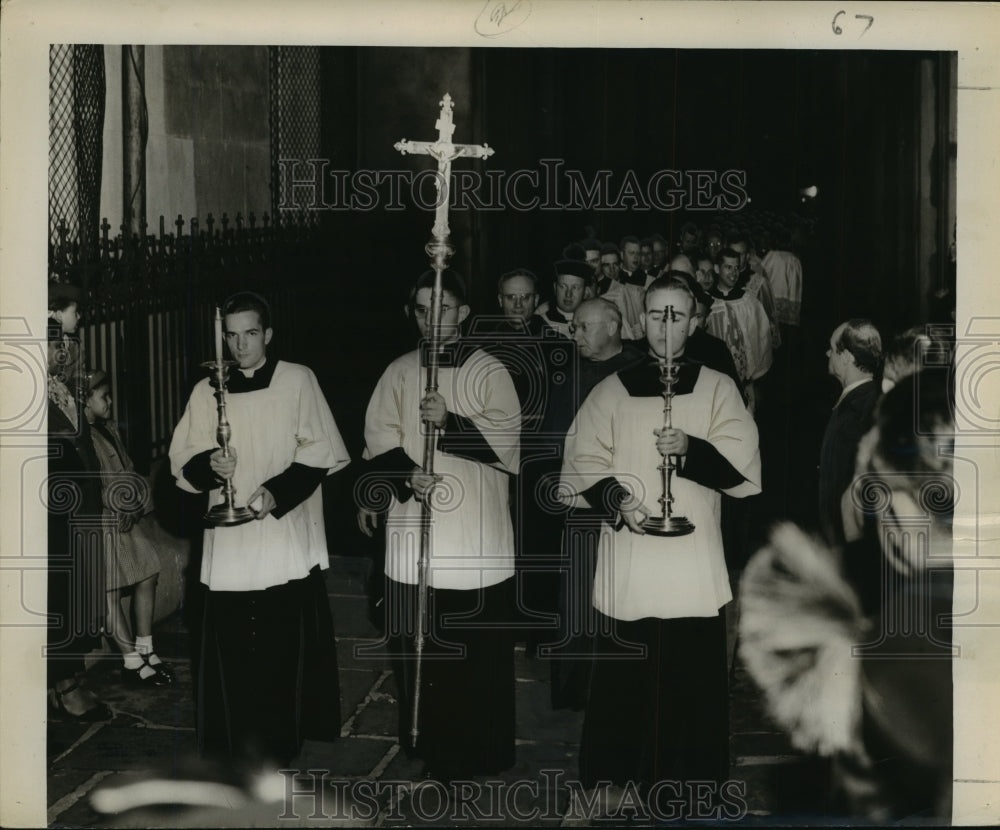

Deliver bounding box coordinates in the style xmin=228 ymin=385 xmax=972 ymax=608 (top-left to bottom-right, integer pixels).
xmin=49 ymin=44 xmax=106 ymax=258
xmin=73 ymin=211 xmax=328 ymax=469
xmin=269 ymin=46 xmax=322 ymax=218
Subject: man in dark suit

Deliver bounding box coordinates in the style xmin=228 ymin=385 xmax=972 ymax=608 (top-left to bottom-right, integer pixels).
xmin=818 ymin=319 xmax=883 ymax=547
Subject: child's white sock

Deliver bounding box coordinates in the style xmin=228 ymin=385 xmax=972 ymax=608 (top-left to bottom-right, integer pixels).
xmin=122 ymin=651 xmax=144 ymax=670
xmin=135 ymin=635 xmax=162 ymax=666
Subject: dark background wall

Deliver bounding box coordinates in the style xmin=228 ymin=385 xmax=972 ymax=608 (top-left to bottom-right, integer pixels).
xmin=320 ymin=47 xmax=953 ymax=323
xmin=314 ymin=46 xmax=955 ymax=430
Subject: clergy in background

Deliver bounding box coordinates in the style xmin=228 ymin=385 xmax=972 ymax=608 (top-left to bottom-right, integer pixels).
xmin=706 ymin=247 xmax=773 ymax=414
xmin=169 ymin=291 xmax=350 ymax=767
xmin=358 ymin=270 xmax=521 ymax=780
xmin=561 ymin=276 xmax=760 ymax=810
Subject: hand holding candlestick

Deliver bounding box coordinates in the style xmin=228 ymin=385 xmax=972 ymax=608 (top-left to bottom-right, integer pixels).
xmin=641 ymin=303 xmax=696 ymax=538
xmin=201 ymin=314 xmax=255 ymax=528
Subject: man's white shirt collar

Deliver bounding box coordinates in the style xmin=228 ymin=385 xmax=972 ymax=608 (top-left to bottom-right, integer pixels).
xmin=239 ymin=356 xmax=267 ymax=378
xmin=835 ymin=376 xmax=872 ymax=408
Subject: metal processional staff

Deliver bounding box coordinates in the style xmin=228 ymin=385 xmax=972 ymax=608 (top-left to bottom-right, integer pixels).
xmin=394 ymin=94 xmax=494 ymax=747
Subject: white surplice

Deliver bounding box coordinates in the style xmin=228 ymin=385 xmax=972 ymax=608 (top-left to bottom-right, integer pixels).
xmin=561 ymin=364 xmax=761 ymax=621
xmin=169 ymin=360 xmax=350 ymax=591
xmin=363 ymin=347 xmax=521 ymax=591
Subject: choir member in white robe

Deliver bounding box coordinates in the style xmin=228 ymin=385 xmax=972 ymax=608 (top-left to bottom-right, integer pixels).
xmin=602 ymin=279 xmax=646 ymax=341
xmin=561 ymin=276 xmax=761 ymax=802
xmin=169 ymin=292 xmax=350 ymax=766
xmin=707 ymin=248 xmax=773 ymax=413
xmin=729 ymin=233 xmax=782 ymax=349
xmin=761 ymin=247 xmax=803 ymax=329
xmin=358 ymin=270 xmax=521 ymax=780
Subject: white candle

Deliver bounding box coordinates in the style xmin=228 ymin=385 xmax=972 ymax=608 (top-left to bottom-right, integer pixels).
xmin=214 ymin=307 xmax=223 ymax=365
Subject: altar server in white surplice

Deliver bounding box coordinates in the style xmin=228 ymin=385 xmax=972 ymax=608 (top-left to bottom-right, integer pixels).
xmin=561 ymin=275 xmax=760 ymax=808
xmin=169 ymin=291 xmax=350 ymax=767
xmin=358 ymin=270 xmax=521 ymax=781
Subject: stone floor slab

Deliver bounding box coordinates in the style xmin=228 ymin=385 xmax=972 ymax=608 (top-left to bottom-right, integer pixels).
xmin=47 ymin=719 xmax=100 ymax=761
xmin=48 ymin=766 xmax=102 ymax=807
xmin=331 ymin=595 xmax=383 ymax=640
xmin=292 ymin=736 xmax=392 ymax=779
xmin=338 ymin=637 xmax=392 ymax=672
xmin=338 ymin=667 xmax=384 ymax=720
xmin=52 ymin=726 xmax=199 ymax=771
xmin=350 ymin=696 xmax=398 ymax=739
xmin=379 ymin=746 xmax=425 ymax=782
xmin=85 ymin=661 xmax=196 ymax=732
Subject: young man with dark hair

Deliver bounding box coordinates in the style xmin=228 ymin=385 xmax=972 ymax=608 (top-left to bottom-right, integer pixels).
xmin=595 ymin=244 xmax=644 ymax=340
xmin=671 ymin=271 xmax=742 ymax=396
xmin=358 ymin=270 xmax=521 ymax=780
xmin=619 ymin=235 xmax=647 ymax=287
xmin=169 ymin=290 xmax=350 ymax=766
xmin=649 ymin=233 xmax=669 ymax=276
xmin=580 ymin=237 xmax=603 ymax=273
xmin=639 ymin=238 xmax=655 ymax=278
xmin=727 ymin=230 xmax=781 ymax=349
xmin=562 ymin=275 xmax=760 ymax=809
xmin=537 ymin=258 xmax=594 ymax=338
xmin=677 ymin=222 xmax=700 ymax=257
xmin=705 ymin=247 xmax=773 ymax=413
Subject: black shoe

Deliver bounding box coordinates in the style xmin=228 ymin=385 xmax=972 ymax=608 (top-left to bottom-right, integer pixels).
xmin=121 ymin=664 xmax=171 ymax=687
xmin=49 ymin=682 xmax=113 ymax=722
xmin=143 ymin=655 xmax=174 ymax=683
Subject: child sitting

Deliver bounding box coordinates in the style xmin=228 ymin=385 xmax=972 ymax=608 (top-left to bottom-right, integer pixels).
xmin=83 ymin=370 xmax=172 ymax=687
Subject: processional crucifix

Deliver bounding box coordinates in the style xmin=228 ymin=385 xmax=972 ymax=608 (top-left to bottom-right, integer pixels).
xmin=394 ymin=94 xmax=494 ymax=748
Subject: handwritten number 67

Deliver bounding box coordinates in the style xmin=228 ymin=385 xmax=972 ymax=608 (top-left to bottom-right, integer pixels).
xmin=832 ymin=11 xmax=874 ymax=36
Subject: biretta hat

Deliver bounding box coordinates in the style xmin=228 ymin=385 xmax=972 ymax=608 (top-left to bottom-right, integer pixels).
xmin=552 ymin=259 xmax=592 ymax=281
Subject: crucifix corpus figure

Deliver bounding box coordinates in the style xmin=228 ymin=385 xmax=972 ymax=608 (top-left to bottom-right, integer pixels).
xmin=394 ymin=92 xmax=494 ymax=250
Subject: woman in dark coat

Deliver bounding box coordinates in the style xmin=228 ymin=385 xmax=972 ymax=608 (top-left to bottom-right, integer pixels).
xmin=46 ymin=312 xmax=111 ymax=721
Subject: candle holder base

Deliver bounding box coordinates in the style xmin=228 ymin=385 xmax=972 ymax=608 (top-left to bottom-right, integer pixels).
xmin=642 ymin=514 xmax=696 ymax=537
xmin=205 ymin=502 xmax=256 ymax=528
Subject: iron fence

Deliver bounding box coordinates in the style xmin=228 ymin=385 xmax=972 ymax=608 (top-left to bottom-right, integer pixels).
xmin=52 ymin=210 xmax=329 ymax=471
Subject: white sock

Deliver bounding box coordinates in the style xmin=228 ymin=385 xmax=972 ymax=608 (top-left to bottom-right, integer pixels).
xmin=122 ymin=651 xmax=144 ymax=670
xmin=135 ymin=635 xmax=161 ymax=665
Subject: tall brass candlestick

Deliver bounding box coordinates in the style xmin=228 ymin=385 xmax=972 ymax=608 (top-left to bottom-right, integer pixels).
xmin=641 ymin=304 xmax=695 ymax=538
xmin=201 ymin=356 xmax=255 ymax=527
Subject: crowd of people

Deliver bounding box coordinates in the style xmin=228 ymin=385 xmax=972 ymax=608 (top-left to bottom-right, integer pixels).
xmin=46 ymin=209 xmax=956 ymax=823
